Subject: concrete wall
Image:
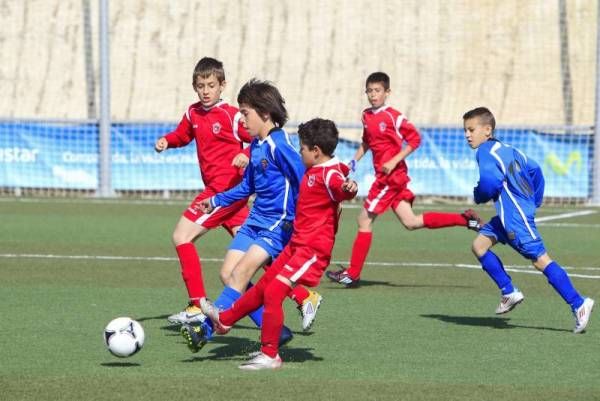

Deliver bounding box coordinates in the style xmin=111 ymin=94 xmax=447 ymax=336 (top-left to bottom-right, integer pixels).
xmin=0 ymin=0 xmax=596 ymax=132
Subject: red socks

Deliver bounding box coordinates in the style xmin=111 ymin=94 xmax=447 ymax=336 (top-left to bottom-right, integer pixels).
xmin=261 ymin=279 xmax=292 ymax=358
xmin=175 ymin=243 xmax=206 ymax=306
xmin=423 ymin=212 xmax=467 ymax=229
xmin=289 ymin=285 xmax=310 ymax=305
xmin=345 ymin=231 xmax=373 ymax=279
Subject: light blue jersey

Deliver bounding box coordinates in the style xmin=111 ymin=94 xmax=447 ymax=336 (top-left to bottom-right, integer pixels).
xmin=211 ymin=127 xmax=305 ymax=232
xmin=475 ymin=139 xmax=546 ymax=258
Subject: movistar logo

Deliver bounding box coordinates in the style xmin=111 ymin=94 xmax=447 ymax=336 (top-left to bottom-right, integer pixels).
xmin=544 ymin=152 xmax=582 ymax=176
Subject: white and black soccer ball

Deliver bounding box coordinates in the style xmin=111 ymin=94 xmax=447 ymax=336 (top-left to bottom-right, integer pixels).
xmin=103 ymin=317 xmax=145 ymax=358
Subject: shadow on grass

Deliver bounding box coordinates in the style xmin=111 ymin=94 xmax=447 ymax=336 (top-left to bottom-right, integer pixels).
xmin=326 ymin=279 xmax=473 ymax=289
xmin=137 ymin=314 xmax=170 ymax=322
xmin=101 ymin=362 xmax=141 ymax=367
xmin=421 ymin=314 xmax=571 ymax=332
xmin=181 ymin=334 xmax=323 ymax=363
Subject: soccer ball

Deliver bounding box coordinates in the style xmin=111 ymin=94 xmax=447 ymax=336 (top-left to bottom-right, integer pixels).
xmin=103 ymin=317 xmax=145 ymax=358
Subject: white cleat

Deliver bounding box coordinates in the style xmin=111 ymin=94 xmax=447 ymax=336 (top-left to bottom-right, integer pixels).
xmin=167 ymin=303 xmax=207 ymax=324
xmin=238 ymin=352 xmax=282 ymax=371
xmin=573 ymin=298 xmax=595 ymax=334
xmin=299 ymin=290 xmax=323 ymax=332
xmin=495 ymin=290 xmax=524 ymax=314
xmin=199 ymin=298 xmax=231 ymax=334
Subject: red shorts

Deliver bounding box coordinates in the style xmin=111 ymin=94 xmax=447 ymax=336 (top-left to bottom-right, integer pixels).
xmin=269 ymin=243 xmax=330 ymax=287
xmin=363 ymin=179 xmax=415 ymax=215
xmin=183 ymin=190 xmax=249 ymax=235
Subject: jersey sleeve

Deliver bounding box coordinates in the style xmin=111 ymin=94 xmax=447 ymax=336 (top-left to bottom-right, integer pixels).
xmin=212 ymin=161 xmax=255 ymax=207
xmin=164 ymin=112 xmax=194 ymax=148
xmin=234 ymin=112 xmax=253 ymax=144
xmin=473 ymin=149 xmax=504 ymax=204
xmin=325 ymin=168 xmax=357 ymax=202
xmin=527 ymin=157 xmax=545 ymax=208
xmin=399 ymin=118 xmax=421 ymax=149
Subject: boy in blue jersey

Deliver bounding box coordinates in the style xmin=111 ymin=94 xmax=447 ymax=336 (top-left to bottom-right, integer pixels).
xmin=464 ymin=107 xmax=594 ymax=333
xmin=181 ymin=79 xmax=322 ymax=350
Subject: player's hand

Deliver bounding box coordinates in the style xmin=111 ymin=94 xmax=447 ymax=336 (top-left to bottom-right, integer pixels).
xmin=232 ymin=153 xmax=249 ymax=168
xmin=194 ymin=198 xmax=214 ymax=213
xmin=381 ymin=160 xmax=397 ymax=175
xmin=154 ymin=137 xmax=168 ymax=153
xmin=342 ymin=179 xmax=358 ymax=193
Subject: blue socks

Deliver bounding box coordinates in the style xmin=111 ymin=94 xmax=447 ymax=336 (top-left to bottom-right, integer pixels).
xmin=543 ymin=261 xmax=584 ymax=310
xmin=202 ymin=284 xmax=265 ymax=340
xmin=478 ymin=250 xmax=515 ymax=295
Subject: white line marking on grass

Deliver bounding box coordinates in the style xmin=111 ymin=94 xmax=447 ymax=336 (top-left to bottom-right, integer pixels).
xmin=536 ymin=210 xmax=597 ymax=222
xmin=2 ymin=253 xmax=599 ymax=279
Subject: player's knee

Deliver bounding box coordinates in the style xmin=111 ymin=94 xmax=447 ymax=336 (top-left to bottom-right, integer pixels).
xmin=172 ymin=230 xmax=191 ymax=246
xmin=401 ymin=217 xmax=420 ymax=231
xmin=471 ymin=241 xmax=486 ymax=258
xmin=219 ymin=270 xmax=232 ymax=285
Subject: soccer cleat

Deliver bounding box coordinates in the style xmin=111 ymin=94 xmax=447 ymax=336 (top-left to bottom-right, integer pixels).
xmin=495 ymin=289 xmax=524 ymax=314
xmin=298 ymin=290 xmax=323 ymax=331
xmin=238 ymin=352 xmax=282 ymax=371
xmin=326 ymin=267 xmax=360 ymax=288
xmin=573 ymin=298 xmax=594 ymax=334
xmin=167 ymin=302 xmax=207 ymax=324
xmin=180 ymin=323 xmax=207 ymax=353
xmin=462 ymin=209 xmax=482 ymax=231
xmin=200 ymin=298 xmax=231 ymax=335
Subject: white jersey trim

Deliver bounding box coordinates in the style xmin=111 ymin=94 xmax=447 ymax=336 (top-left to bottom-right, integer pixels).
xmin=325 ymin=169 xmax=345 ymax=201
xmin=289 ymin=254 xmax=318 ymax=282
xmin=232 ymin=112 xmax=242 ymax=142
xmin=367 ymin=185 xmax=389 ymax=212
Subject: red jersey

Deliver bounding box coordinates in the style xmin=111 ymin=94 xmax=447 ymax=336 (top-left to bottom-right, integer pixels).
xmin=164 ymin=101 xmax=252 ymax=192
xmin=290 ymin=157 xmax=356 ymax=254
xmin=362 ymin=105 xmax=421 ymax=187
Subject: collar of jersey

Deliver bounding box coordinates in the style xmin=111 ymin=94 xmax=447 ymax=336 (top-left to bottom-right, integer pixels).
xmin=312 ymin=156 xmax=340 ymax=168
xmin=257 ymin=127 xmax=283 ymax=145
xmin=201 ymin=100 xmax=225 ymax=111
xmin=370 ymin=105 xmax=389 ymax=114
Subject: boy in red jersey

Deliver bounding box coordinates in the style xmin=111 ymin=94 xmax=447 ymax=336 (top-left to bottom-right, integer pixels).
xmin=194 ymin=118 xmax=358 ymax=370
xmin=155 ymin=57 xmax=253 ymax=324
xmin=327 ymin=72 xmax=481 ymax=287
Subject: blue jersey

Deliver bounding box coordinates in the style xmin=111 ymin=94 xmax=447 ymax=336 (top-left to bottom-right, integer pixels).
xmin=211 ymin=128 xmax=305 ymax=231
xmin=474 ymin=139 xmax=545 ymax=243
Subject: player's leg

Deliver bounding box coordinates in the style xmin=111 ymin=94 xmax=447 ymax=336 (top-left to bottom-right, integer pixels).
xmin=532 ymin=252 xmax=593 ymax=333
xmin=239 ymin=274 xmax=291 ymax=370
xmin=326 ymin=206 xmax=376 ymax=286
xmin=394 ymin=198 xmax=480 ymax=231
xmin=169 ymin=215 xmax=210 ymax=324
xmin=473 ymin=217 xmax=523 ymax=314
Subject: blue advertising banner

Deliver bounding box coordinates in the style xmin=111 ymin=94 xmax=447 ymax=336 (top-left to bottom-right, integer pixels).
xmin=0 ymin=122 xmax=592 ymax=198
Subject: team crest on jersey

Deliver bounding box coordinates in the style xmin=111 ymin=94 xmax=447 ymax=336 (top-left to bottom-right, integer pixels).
xmin=261 ymin=159 xmax=269 ymax=170
xmin=212 ymin=122 xmax=222 ymax=134
xmin=307 ymin=174 xmax=316 ymax=187
xmin=379 ymin=122 xmax=387 ymax=132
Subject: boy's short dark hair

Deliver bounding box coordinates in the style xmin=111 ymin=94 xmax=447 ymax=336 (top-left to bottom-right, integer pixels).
xmin=297 ymin=118 xmax=339 ymax=157
xmin=366 ymin=72 xmax=390 ymax=91
xmin=193 ymin=57 xmax=225 ymax=84
xmin=463 ymin=107 xmax=496 ymax=132
xmin=237 ymin=79 xmax=288 ymax=127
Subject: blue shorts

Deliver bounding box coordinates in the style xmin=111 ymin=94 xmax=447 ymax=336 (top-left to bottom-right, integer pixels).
xmin=480 ymin=216 xmax=546 ymax=261
xmin=228 ymin=221 xmax=293 ymax=259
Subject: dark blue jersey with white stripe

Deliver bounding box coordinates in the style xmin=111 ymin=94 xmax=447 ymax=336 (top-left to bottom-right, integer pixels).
xmin=474 ymin=139 xmax=545 ymax=242
xmin=211 ymin=128 xmax=305 ymax=230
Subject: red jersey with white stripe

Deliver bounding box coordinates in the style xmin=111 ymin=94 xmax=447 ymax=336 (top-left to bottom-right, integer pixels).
xmin=362 ymin=105 xmax=421 ymax=187
xmin=289 ymin=157 xmax=356 ymax=253
xmin=164 ymin=101 xmax=252 ymax=192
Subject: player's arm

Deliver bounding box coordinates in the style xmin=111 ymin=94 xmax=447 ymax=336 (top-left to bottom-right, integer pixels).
xmin=210 ymin=162 xmax=255 ymax=209
xmin=327 ymin=171 xmax=358 ymax=201
xmin=473 ymin=151 xmax=504 ymax=204
xmin=156 ymin=112 xmax=195 ymax=152
xmin=231 ymin=111 xmax=252 ymax=167
xmin=527 ymin=157 xmax=545 ymax=208
xmin=381 ymin=119 xmax=421 ymax=174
